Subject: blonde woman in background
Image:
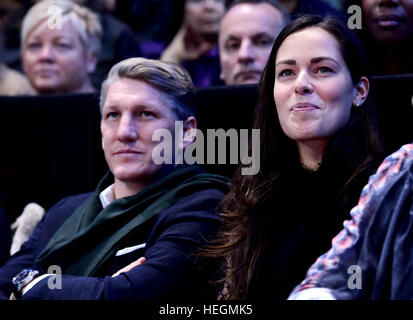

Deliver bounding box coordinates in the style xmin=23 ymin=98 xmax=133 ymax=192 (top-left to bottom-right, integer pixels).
xmin=21 ymin=0 xmax=102 ymax=94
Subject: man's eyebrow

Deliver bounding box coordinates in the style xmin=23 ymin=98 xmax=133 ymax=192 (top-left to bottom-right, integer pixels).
xmin=103 ymin=104 xmax=117 ymax=110
xmin=252 ymin=32 xmax=274 ymax=39
xmin=224 ymin=35 xmax=240 ymax=42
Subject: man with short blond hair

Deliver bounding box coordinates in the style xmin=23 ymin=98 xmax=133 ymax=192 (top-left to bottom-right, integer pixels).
xmin=0 ymin=57 xmax=229 ymax=300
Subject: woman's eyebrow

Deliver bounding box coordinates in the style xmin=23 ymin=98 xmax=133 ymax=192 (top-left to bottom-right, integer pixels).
xmin=310 ymin=56 xmax=340 ymax=65
xmin=275 ymin=59 xmax=296 ymax=67
xmin=275 ymin=57 xmax=341 ymax=67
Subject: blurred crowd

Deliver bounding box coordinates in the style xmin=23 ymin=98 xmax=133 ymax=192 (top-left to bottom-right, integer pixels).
xmin=2 ymin=0 xmax=410 ymax=97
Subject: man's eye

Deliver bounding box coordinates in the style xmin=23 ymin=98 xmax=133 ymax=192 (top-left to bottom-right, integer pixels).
xmin=106 ymin=112 xmax=118 ymax=119
xmin=255 ymin=37 xmax=273 ymax=47
xmin=225 ymin=41 xmax=240 ymax=51
xmin=141 ymin=111 xmax=155 ymax=118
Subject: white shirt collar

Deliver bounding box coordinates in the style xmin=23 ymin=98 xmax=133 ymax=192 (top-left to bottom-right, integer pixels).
xmin=99 ymin=184 xmax=115 ymax=208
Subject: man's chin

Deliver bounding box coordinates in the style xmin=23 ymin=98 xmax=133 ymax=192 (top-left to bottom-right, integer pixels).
xmin=35 ymin=83 xmax=60 ymax=94
xmin=235 ymin=77 xmax=260 ymax=85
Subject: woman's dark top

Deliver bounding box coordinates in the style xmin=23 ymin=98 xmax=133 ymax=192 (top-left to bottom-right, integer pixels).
xmin=0 ymin=206 xmax=11 ymax=267
xmin=247 ymin=157 xmax=375 ymax=300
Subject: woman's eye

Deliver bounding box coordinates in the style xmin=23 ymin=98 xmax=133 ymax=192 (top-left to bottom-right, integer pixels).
xmin=56 ymin=43 xmax=71 ymax=50
xmin=315 ymin=66 xmax=334 ymax=74
xmin=27 ymin=42 xmax=41 ymax=50
xmin=278 ymin=69 xmax=293 ymax=78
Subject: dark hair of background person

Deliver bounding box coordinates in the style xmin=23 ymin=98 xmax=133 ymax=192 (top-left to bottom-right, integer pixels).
xmin=203 ymin=15 xmax=384 ymax=299
xmin=112 ymin=0 xmax=184 ymax=42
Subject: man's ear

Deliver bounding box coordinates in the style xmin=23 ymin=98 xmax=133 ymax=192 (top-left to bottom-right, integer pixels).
xmin=182 ymin=116 xmax=197 ymax=150
xmin=353 ymin=76 xmax=369 ymax=107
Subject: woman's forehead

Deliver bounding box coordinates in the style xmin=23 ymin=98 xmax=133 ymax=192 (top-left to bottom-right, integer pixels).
xmin=275 ymin=27 xmax=343 ymax=63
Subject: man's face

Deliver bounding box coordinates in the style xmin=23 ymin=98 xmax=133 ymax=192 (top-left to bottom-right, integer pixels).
xmin=101 ymin=78 xmax=178 ymax=189
xmin=219 ymin=3 xmax=284 ymax=85
xmin=362 ymin=0 xmax=413 ymax=43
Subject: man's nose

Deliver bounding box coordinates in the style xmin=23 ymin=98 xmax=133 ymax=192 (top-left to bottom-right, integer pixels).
xmin=294 ymin=71 xmax=314 ymax=95
xmin=117 ymin=115 xmax=138 ymax=142
xmin=237 ymin=40 xmax=255 ymax=64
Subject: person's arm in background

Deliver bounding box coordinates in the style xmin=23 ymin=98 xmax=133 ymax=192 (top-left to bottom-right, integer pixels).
xmin=160 ymin=23 xmax=214 ymax=65
xmin=289 ymin=144 xmax=413 ymax=300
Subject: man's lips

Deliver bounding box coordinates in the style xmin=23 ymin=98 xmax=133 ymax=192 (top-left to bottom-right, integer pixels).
xmin=375 ymin=14 xmax=404 ymax=28
xmin=35 ymin=69 xmax=57 ymax=77
xmin=235 ymin=70 xmax=261 ymax=82
xmin=291 ymin=103 xmax=320 ymax=112
xmin=114 ymin=150 xmax=142 ymax=155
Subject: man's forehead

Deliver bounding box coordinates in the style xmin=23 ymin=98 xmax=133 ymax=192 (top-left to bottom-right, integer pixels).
xmin=220 ymin=3 xmax=283 ymax=37
xmin=104 ymin=79 xmax=171 ymax=108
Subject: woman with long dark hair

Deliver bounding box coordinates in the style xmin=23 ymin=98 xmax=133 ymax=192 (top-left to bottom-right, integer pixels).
xmin=206 ymin=15 xmax=384 ymax=300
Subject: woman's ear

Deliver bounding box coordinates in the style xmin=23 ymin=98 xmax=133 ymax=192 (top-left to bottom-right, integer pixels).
xmin=353 ymin=76 xmax=370 ymax=107
xmin=87 ymin=50 xmax=99 ymax=74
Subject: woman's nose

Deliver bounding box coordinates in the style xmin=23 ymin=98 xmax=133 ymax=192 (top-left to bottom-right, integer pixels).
xmin=294 ymin=71 xmax=314 ymax=95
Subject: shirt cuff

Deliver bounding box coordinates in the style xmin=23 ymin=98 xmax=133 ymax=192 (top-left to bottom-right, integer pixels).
xmin=22 ymin=274 xmax=52 ymax=296
xmin=288 ymin=288 xmax=336 ymax=300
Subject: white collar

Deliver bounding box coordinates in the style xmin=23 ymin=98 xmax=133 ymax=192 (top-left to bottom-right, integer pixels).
xmin=99 ymin=184 xmax=115 ymax=208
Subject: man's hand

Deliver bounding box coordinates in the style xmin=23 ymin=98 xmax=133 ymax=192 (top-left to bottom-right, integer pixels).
xmin=112 ymin=257 xmax=146 ymax=277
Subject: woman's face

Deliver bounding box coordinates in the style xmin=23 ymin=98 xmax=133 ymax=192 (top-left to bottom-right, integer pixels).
xmin=362 ymin=0 xmax=413 ymax=43
xmin=273 ymin=27 xmax=357 ymax=145
xmin=23 ymin=18 xmax=96 ymax=94
xmin=185 ymin=0 xmax=225 ymax=37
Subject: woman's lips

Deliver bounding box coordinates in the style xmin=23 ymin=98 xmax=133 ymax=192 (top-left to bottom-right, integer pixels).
xmin=291 ymin=103 xmax=319 ymax=112
xmin=375 ymin=14 xmax=403 ymax=28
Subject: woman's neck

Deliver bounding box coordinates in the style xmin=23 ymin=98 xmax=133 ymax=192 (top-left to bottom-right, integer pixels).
xmin=296 ymin=140 xmax=327 ymax=171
